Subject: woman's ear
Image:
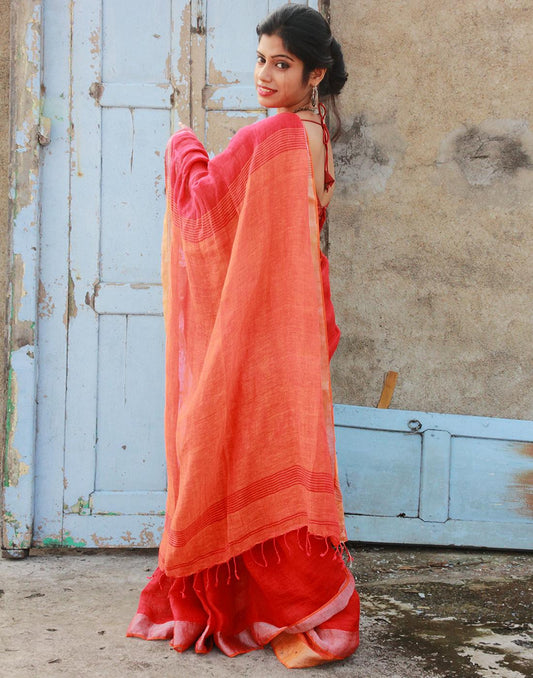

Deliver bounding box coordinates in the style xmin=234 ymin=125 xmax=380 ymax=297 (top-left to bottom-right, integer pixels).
xmin=309 ymin=67 xmax=327 ymax=87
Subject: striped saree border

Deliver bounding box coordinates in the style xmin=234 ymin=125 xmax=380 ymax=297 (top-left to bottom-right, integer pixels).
xmin=166 ymin=465 xmax=336 ymax=548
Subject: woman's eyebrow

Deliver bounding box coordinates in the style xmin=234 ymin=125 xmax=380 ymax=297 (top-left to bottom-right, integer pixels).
xmin=256 ymin=50 xmax=295 ymax=61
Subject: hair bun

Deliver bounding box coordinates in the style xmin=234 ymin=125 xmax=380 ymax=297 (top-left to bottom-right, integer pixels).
xmin=321 ymin=37 xmax=348 ymax=98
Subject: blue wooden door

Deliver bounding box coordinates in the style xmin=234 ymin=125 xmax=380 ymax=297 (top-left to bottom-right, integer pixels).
xmin=10 ymin=0 xmax=531 ymax=553
xmin=335 ymin=405 xmax=533 ymax=549
xmin=30 ymin=0 xmax=316 ymax=550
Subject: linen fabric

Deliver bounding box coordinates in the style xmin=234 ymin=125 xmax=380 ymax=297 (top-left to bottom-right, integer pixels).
xmin=127 ymin=113 xmax=359 ymax=667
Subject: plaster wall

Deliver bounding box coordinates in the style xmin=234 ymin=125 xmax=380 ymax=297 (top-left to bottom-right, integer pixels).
xmin=0 ymin=0 xmax=10 ymax=479
xmin=330 ymin=0 xmax=533 ymax=419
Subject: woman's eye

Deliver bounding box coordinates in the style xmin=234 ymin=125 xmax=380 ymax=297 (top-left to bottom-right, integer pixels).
xmin=276 ymin=62 xmax=289 ymax=69
xmin=256 ymin=56 xmax=265 ymax=64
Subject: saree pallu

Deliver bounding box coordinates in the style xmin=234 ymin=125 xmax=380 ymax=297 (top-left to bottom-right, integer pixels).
xmin=127 ymin=113 xmax=359 ymax=668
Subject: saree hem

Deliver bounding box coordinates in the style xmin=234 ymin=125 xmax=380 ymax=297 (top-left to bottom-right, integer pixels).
xmin=127 ymin=528 xmax=360 ymax=669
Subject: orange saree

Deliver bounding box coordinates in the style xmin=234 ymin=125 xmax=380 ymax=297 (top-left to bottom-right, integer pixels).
xmin=127 ymin=113 xmax=359 ymax=668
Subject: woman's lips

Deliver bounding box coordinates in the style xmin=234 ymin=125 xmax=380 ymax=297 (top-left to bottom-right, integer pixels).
xmin=257 ymin=85 xmax=276 ymax=97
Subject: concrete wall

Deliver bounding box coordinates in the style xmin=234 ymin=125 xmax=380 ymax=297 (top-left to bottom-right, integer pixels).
xmin=330 ymin=0 xmax=533 ymax=420
xmin=0 ymin=0 xmax=10 ymax=481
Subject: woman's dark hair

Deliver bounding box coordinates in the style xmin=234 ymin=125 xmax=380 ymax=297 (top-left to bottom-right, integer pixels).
xmin=256 ymin=3 xmax=348 ymax=137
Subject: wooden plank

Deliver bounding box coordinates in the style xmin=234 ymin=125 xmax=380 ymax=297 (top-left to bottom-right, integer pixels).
xmin=91 ymin=491 xmax=166 ymax=515
xmin=99 ymin=83 xmax=173 ymax=109
xmin=419 ymin=430 xmax=451 ymax=522
xmin=334 ymin=404 xmax=533 ymax=442
xmin=450 ymin=437 xmax=533 ymax=524
xmin=102 ymin=0 xmax=171 ymax=83
xmin=94 ymin=283 xmax=163 ymax=315
xmin=95 ymin=315 xmax=166 ymax=495
xmin=336 ymin=426 xmax=422 ymax=518
xmin=48 ymin=514 xmax=165 ymax=548
xmin=344 ymin=515 xmax=533 ymax=551
xmin=100 ymin=107 xmax=168 ymax=283
xmin=63 ymin=1 xmax=102 ymax=512
xmin=2 ymin=0 xmax=43 ymax=554
xmin=34 ymin=0 xmax=71 ymax=543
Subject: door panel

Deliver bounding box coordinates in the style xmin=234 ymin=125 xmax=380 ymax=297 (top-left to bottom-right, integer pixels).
xmin=34 ymin=0 xmax=317 ymax=548
xmin=33 ymin=1 xmax=532 ymax=552
xmin=336 ymin=405 xmax=533 ymax=549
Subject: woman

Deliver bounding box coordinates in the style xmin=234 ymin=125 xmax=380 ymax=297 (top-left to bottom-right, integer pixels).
xmin=127 ymin=4 xmax=360 ymax=668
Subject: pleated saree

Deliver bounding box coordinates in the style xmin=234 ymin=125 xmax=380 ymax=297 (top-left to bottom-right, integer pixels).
xmin=127 ymin=112 xmax=360 ymax=668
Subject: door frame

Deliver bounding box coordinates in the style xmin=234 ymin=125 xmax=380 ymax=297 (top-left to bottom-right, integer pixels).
xmin=2 ymin=0 xmax=42 ymax=558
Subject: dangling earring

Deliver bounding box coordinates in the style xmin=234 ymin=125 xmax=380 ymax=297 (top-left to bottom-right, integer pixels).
xmin=310 ymin=85 xmax=319 ymax=112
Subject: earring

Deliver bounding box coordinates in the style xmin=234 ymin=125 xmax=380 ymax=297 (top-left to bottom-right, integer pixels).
xmin=310 ymin=85 xmax=319 ymax=111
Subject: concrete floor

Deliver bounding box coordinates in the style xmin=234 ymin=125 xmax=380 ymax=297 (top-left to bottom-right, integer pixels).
xmin=0 ymin=545 xmax=532 ymax=677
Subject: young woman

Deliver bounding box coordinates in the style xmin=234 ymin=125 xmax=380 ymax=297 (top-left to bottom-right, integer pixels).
xmin=127 ymin=4 xmax=360 ymax=668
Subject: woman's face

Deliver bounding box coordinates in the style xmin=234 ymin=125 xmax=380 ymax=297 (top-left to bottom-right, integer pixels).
xmin=255 ymin=33 xmax=312 ymax=113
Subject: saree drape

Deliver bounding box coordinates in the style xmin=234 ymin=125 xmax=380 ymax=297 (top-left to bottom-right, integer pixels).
xmin=127 ymin=113 xmax=359 ymax=668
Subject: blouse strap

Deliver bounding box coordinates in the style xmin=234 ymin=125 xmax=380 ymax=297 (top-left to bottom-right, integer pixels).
xmin=318 ymin=103 xmax=335 ymax=191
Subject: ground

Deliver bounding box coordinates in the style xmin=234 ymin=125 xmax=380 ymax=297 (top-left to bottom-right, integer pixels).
xmin=0 ymin=545 xmax=531 ymax=677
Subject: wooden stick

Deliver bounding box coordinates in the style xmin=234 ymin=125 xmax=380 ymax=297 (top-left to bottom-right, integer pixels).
xmin=377 ymin=371 xmax=398 ymax=409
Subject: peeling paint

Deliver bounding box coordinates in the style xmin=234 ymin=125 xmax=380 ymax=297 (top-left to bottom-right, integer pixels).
xmin=11 ymin=254 xmax=35 ymax=348
xmin=84 ymin=281 xmax=100 ymax=310
xmin=66 ymin=270 xmax=77 ymax=323
xmin=38 ymin=279 xmax=55 ymax=317
xmin=88 ymin=28 xmax=100 ymax=56
xmin=88 ymin=81 xmax=104 ymax=105
xmin=5 ymin=449 xmax=31 ymax=487
xmin=3 ymin=367 xmax=18 ymax=487
xmin=42 ymin=531 xmax=87 ymax=548
xmin=67 ymin=497 xmax=91 ymax=515
xmin=91 ymin=533 xmax=114 ymax=547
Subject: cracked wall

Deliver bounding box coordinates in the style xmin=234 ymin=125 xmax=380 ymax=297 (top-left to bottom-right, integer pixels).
xmin=0 ymin=0 xmax=10 ymax=498
xmin=330 ymin=0 xmax=533 ymax=419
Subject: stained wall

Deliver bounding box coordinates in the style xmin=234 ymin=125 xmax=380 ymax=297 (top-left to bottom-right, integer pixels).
xmin=330 ymin=0 xmax=533 ymax=419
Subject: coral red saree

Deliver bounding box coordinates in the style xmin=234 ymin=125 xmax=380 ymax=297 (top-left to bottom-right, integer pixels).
xmin=127 ymin=113 xmax=359 ymax=668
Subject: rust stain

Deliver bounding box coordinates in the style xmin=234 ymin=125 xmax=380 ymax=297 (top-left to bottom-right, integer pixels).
xmin=516 ymin=442 xmax=533 ymax=458
xmin=517 ymin=471 xmax=533 ymax=513
xmin=509 ymin=442 xmax=533 ymax=517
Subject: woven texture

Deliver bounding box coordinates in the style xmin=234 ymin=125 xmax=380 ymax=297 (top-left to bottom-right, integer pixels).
xmin=158 ymin=113 xmax=346 ymax=578
xmin=128 ymin=114 xmax=359 ymax=667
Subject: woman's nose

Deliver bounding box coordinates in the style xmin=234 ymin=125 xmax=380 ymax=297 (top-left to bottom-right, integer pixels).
xmin=257 ymin=62 xmax=271 ymax=82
